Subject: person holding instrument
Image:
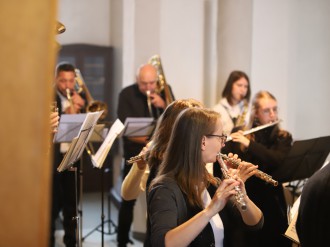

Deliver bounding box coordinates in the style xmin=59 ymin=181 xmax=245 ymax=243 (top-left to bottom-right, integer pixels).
xmin=222 ymin=90 xmax=292 ymax=247
xmin=50 ymin=62 xmax=86 ymax=247
xmin=116 ymin=63 xmax=174 ymax=247
xmin=121 ymin=98 xmax=204 ymax=202
xmin=213 ymin=70 xmax=251 ymax=135
xmin=147 ymin=108 xmax=263 ymax=247
xmin=55 ymin=63 xmax=85 ymax=114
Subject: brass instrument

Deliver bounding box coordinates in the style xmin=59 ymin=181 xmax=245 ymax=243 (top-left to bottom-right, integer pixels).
xmin=235 ymin=100 xmax=249 ymax=128
xmin=148 ymin=54 xmax=174 ymax=107
xmin=217 ymin=152 xmax=247 ymax=211
xmin=146 ymin=90 xmax=154 ymax=118
xmin=56 ymin=21 xmax=66 ymax=34
xmin=226 ymin=120 xmax=281 ymax=142
xmin=219 ymin=153 xmax=278 ymax=186
xmin=66 ymin=88 xmax=75 ymax=113
xmin=74 ymin=69 xmax=108 ymax=120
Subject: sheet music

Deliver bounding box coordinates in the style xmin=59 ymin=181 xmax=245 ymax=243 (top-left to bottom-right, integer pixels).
xmin=57 ymin=111 xmax=103 ymax=172
xmin=53 ymin=113 xmax=87 ymax=143
xmin=285 ymin=211 xmax=300 ymax=244
xmin=123 ymin=117 xmax=155 ymax=137
xmin=91 ymin=119 xmax=125 ymax=169
xmin=89 ymin=124 xmax=109 ymax=142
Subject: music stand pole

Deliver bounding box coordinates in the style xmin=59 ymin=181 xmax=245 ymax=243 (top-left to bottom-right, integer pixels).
xmin=69 ymin=166 xmax=81 ymax=247
xmin=81 ymin=165 xmax=117 ymax=245
xmin=78 ymin=157 xmax=84 ymax=247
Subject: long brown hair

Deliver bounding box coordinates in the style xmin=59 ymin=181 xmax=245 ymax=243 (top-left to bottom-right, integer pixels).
xmin=222 ymin=70 xmax=251 ymax=105
xmin=150 ymin=108 xmax=220 ymax=208
xmin=148 ymin=99 xmax=204 ymax=169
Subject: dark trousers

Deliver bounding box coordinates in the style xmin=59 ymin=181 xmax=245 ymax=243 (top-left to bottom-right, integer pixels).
xmin=50 ymin=163 xmax=79 ymax=247
xmin=116 ymin=162 xmax=136 ymax=246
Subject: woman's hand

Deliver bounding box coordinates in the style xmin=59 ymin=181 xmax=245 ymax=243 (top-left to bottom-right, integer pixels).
xmin=235 ymin=162 xmax=258 ymax=182
xmin=206 ymin=178 xmax=240 ymax=216
xmin=50 ymin=112 xmax=59 ymax=133
xmin=136 ymin=143 xmax=151 ymax=170
xmin=230 ymin=131 xmax=250 ymax=147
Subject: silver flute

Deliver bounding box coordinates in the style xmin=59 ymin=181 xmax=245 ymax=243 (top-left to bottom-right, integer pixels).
xmin=225 ymin=120 xmax=281 ymax=142
xmin=127 ymin=151 xmax=150 ymax=164
xmin=218 ymin=153 xmax=278 ymax=186
xmin=217 ymin=152 xmax=247 ymax=211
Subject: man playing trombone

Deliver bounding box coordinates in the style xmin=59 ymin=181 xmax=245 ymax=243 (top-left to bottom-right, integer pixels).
xmin=116 ymin=63 xmax=174 ymax=247
xmin=50 ymin=62 xmax=86 ymax=247
xmin=55 ymin=63 xmax=86 ymax=114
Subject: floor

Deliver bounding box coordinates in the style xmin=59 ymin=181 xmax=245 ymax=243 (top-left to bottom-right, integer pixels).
xmin=54 ymin=192 xmax=144 ymax=247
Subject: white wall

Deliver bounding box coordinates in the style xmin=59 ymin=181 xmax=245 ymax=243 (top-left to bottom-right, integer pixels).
xmin=159 ymin=0 xmax=205 ymax=102
xmin=251 ymin=0 xmax=291 ymax=133
xmin=57 ymin=0 xmax=111 ymax=46
xmin=251 ymin=0 xmax=330 ymax=139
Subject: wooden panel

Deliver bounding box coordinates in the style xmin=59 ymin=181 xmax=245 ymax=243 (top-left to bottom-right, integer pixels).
xmin=0 ymin=1 xmax=57 ymax=246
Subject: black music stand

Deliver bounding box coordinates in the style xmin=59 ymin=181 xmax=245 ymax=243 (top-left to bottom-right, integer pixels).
xmin=56 ymin=111 xmax=103 ymax=247
xmin=82 ymin=119 xmax=125 ymax=246
xmin=123 ymin=117 xmax=156 ymax=138
xmin=273 ymin=135 xmax=330 ymax=198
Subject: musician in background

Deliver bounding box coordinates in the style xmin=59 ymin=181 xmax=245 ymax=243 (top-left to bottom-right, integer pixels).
xmin=116 ymin=63 xmax=174 ymax=247
xmin=50 ymin=63 xmax=86 ymax=247
xmin=213 ymin=70 xmax=251 ymax=135
xmin=223 ymin=91 xmax=292 ymax=247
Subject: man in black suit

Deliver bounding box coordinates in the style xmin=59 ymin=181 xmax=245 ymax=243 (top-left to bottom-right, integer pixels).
xmin=50 ymin=62 xmax=86 ymax=247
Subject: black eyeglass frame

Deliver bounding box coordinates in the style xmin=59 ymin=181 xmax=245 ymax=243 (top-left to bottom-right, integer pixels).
xmin=206 ymin=134 xmax=227 ymax=143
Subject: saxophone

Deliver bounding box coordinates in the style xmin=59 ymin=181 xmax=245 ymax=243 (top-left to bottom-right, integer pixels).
xmin=235 ymin=100 xmax=249 ymax=128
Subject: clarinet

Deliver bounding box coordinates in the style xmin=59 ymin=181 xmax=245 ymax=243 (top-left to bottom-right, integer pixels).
xmin=219 ymin=153 xmax=278 ymax=186
xmin=217 ymin=153 xmax=247 ymax=211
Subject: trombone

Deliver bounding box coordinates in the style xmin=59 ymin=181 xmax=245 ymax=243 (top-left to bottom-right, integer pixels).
xmin=148 ymin=54 xmax=174 ymax=107
xmin=74 ymin=69 xmax=108 ymax=120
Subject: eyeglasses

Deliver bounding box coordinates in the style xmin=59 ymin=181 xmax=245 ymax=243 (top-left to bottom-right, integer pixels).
xmin=261 ymin=107 xmax=278 ymax=115
xmin=206 ymin=134 xmax=227 ymax=144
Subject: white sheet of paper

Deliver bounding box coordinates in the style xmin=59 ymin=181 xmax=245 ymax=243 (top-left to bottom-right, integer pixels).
xmin=92 ymin=119 xmax=125 ymax=168
xmin=57 ymin=111 xmax=103 ymax=172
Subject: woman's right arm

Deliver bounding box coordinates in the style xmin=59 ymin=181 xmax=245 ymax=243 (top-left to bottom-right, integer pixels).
xmin=121 ymin=162 xmax=148 ymax=200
